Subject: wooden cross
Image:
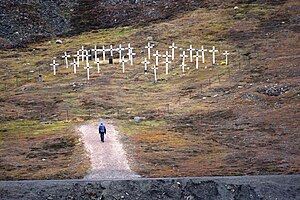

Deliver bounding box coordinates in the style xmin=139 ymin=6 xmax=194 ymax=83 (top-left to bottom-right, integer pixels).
xmin=62 ymin=52 xmax=70 ymax=68
xmin=145 ymin=42 xmax=154 ymax=60
xmin=70 ymin=59 xmax=77 ymax=74
xmin=120 ymin=56 xmax=128 ymax=73
xmin=193 ymin=50 xmax=201 ymax=69
xmin=187 ymin=45 xmax=195 ymax=62
xmin=73 ymin=51 xmax=80 ymax=68
xmin=85 ymin=50 xmax=91 ymax=66
xmin=79 ymin=46 xmax=86 ymax=62
xmin=50 ymin=60 xmax=59 ymax=75
xmin=101 ymin=46 xmax=107 ymax=61
xmin=169 ymin=42 xmax=178 ymax=60
xmin=200 ymin=46 xmax=207 ymax=64
xmin=109 ymin=45 xmax=114 ymax=57
xmin=84 ymin=63 xmax=93 ymax=80
xmin=180 ymin=51 xmax=188 ymax=73
xmin=163 ymin=51 xmax=171 ymax=75
xmin=209 ymin=46 xmax=218 ymax=65
xmin=94 ymin=58 xmax=101 ymax=73
xmin=152 ymin=65 xmax=158 ymax=83
xmin=91 ymin=45 xmax=100 ymax=61
xmin=153 ymin=50 xmax=161 ymax=66
xmin=180 ymin=63 xmax=187 ymax=73
xmin=180 ymin=50 xmax=188 ymax=64
xmin=223 ymin=51 xmax=230 ymax=65
xmin=125 ymin=43 xmax=132 ymax=60
xmin=117 ymin=44 xmax=125 ymax=63
xmin=141 ymin=58 xmax=150 ymax=74
xmin=127 ymin=48 xmax=136 ymax=65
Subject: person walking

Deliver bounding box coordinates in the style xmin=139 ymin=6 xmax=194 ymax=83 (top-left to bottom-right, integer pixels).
xmin=99 ymin=122 xmax=106 ymax=143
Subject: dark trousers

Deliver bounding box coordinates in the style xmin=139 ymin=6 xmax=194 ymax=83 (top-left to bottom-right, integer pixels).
xmin=100 ymin=132 xmax=105 ymax=142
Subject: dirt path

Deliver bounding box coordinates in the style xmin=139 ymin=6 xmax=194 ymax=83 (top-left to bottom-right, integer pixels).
xmin=79 ymin=121 xmax=140 ymax=179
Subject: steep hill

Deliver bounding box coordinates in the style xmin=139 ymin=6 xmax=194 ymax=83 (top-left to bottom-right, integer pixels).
xmin=0 ymin=0 xmax=299 ymax=180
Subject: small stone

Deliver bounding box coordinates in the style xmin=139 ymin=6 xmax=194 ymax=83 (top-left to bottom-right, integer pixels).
xmin=134 ymin=116 xmax=146 ymax=123
xmin=40 ymin=121 xmax=52 ymax=124
xmin=56 ymin=39 xmax=63 ymax=44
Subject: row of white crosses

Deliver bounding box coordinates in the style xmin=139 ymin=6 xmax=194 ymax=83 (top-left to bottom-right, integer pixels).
xmin=50 ymin=43 xmax=137 ymax=80
xmin=143 ymin=42 xmax=231 ymax=82
xmin=50 ymin=42 xmax=230 ymax=81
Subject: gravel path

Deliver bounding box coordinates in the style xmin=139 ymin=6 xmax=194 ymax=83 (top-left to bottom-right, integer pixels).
xmin=79 ymin=121 xmax=140 ymax=179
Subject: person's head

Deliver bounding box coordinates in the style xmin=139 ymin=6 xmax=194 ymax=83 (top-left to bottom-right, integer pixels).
xmin=100 ymin=122 xmax=103 ymax=125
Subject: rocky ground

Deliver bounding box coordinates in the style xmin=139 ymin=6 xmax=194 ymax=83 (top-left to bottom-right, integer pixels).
xmin=0 ymin=175 xmax=299 ymax=199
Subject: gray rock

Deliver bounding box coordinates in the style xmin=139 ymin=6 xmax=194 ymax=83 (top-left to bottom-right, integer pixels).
xmin=55 ymin=40 xmax=63 ymax=44
xmin=257 ymin=84 xmax=292 ymax=96
xmin=134 ymin=116 xmax=146 ymax=123
xmin=241 ymin=93 xmax=260 ymax=101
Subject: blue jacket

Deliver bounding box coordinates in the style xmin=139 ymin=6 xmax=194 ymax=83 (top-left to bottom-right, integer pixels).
xmin=99 ymin=124 xmax=106 ymax=134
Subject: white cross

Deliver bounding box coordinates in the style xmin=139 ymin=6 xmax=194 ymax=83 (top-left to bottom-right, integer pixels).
xmin=209 ymin=46 xmax=218 ymax=65
xmin=141 ymin=58 xmax=150 ymax=74
xmin=117 ymin=44 xmax=125 ymax=63
xmin=169 ymin=42 xmax=178 ymax=61
xmin=153 ymin=50 xmax=161 ymax=66
xmin=223 ymin=51 xmax=230 ymax=65
xmin=163 ymin=51 xmax=171 ymax=75
xmin=91 ymin=45 xmax=99 ymax=61
xmin=62 ymin=52 xmax=70 ymax=68
xmin=120 ymin=56 xmax=128 ymax=73
xmin=193 ymin=50 xmax=201 ymax=69
xmin=85 ymin=50 xmax=91 ymax=66
xmin=127 ymin=48 xmax=136 ymax=65
xmin=152 ymin=65 xmax=158 ymax=83
xmin=180 ymin=51 xmax=188 ymax=73
xmin=126 ymin=43 xmax=132 ymax=60
xmin=187 ymin=45 xmax=195 ymax=62
xmin=70 ymin=59 xmax=77 ymax=74
xmin=180 ymin=50 xmax=188 ymax=64
xmin=50 ymin=60 xmax=59 ymax=75
xmin=180 ymin=63 xmax=187 ymax=73
xmin=145 ymin=42 xmax=154 ymax=60
xmin=109 ymin=45 xmax=114 ymax=57
xmin=94 ymin=58 xmax=101 ymax=73
xmin=84 ymin=63 xmax=93 ymax=80
xmin=200 ymin=46 xmax=207 ymax=64
xmin=74 ymin=51 xmax=80 ymax=68
xmin=101 ymin=46 xmax=107 ymax=61
xmin=79 ymin=46 xmax=85 ymax=62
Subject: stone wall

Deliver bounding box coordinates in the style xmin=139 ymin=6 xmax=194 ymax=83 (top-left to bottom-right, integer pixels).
xmin=0 ymin=175 xmax=299 ymax=199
